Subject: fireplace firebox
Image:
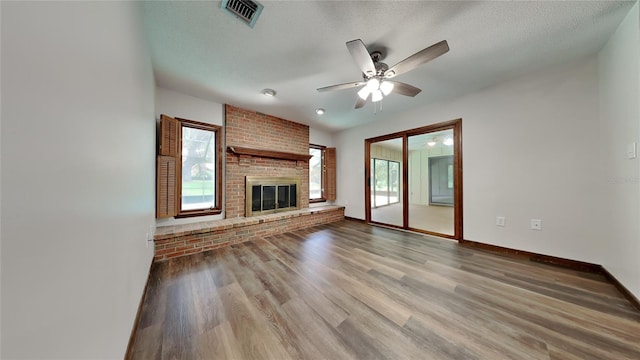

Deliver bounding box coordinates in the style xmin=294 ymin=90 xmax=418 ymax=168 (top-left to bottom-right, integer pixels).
xmin=245 ymin=176 xmax=300 ymax=217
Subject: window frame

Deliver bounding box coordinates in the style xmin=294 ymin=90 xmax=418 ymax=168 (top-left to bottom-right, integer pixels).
xmin=175 ymin=118 xmax=223 ymax=218
xmin=309 ymin=144 xmax=326 ymax=203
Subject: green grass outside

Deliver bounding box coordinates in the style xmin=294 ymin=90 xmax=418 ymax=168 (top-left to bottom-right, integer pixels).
xmin=182 ymin=180 xmax=214 ymax=196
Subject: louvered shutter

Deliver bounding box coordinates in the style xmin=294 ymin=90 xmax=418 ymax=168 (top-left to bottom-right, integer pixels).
xmin=159 ymin=114 xmax=179 ymax=157
xmin=156 ymin=156 xmax=177 ymax=218
xmin=157 ymin=114 xmax=180 ymax=218
xmin=325 ymin=147 xmax=336 ymax=201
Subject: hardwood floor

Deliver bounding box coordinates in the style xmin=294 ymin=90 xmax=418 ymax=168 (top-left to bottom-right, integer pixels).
xmin=130 ymin=220 xmax=640 ymax=359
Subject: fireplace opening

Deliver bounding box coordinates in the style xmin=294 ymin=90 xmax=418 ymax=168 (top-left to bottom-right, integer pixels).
xmin=246 ymin=177 xmax=300 ymax=216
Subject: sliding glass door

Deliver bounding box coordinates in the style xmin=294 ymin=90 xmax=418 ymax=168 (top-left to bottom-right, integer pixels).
xmin=365 ymin=120 xmax=462 ymax=240
xmin=408 ymin=130 xmax=455 ymax=236
xmin=368 ymin=137 xmax=403 ymax=227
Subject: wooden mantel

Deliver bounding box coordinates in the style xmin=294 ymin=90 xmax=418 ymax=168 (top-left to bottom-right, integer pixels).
xmin=227 ymin=146 xmax=312 ymax=162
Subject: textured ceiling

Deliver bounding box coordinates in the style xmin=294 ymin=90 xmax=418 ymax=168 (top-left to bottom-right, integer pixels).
xmin=142 ymin=1 xmax=636 ymax=132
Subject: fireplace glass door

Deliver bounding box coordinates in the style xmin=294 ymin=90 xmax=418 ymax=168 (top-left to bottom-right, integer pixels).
xmin=263 ymin=186 xmax=276 ymax=211
xmin=247 ymin=177 xmax=299 ymax=216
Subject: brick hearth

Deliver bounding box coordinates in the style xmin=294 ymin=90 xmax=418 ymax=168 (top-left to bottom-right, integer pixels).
xmin=153 ymin=205 xmax=344 ymax=261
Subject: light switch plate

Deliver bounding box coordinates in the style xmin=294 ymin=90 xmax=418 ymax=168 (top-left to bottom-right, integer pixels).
xmin=496 ymin=216 xmax=505 ymax=227
xmin=627 ymin=142 xmax=637 ymax=159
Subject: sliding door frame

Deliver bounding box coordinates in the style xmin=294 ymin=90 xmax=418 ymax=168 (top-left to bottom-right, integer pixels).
xmin=365 ymin=118 xmax=463 ymax=241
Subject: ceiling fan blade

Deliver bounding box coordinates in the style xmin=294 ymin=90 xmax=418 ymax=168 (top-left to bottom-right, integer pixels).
xmin=346 ymin=39 xmax=377 ymax=77
xmin=317 ymin=81 xmax=365 ymax=92
xmin=387 ymin=81 xmax=422 ymax=97
xmin=385 ymin=40 xmax=449 ymax=79
xmin=355 ymin=94 xmax=369 ymax=109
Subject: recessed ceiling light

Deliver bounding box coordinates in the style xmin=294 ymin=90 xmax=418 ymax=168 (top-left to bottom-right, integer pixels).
xmin=262 ymin=88 xmax=276 ymax=97
xmin=315 ymin=108 xmax=325 ymax=115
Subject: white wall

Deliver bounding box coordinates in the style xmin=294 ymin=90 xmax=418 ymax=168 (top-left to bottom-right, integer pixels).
xmin=597 ymin=2 xmax=640 ymax=299
xmin=1 ymin=2 xmax=156 ymax=358
xmin=335 ymin=56 xmax=605 ymax=265
xmin=310 ymin=127 xmax=333 ymax=147
xmin=156 ymin=87 xmax=224 ymax=127
xmin=155 ymin=87 xmax=226 ymax=225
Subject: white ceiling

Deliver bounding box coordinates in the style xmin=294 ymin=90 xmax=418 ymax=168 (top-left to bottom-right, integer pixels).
xmin=142 ymin=1 xmax=635 ymax=133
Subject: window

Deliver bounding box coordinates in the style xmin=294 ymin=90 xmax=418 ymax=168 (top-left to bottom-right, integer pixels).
xmin=371 ymin=158 xmax=400 ymax=207
xmin=180 ymin=122 xmax=218 ymax=213
xmin=309 ymin=144 xmax=337 ymax=202
xmin=156 ymin=114 xmax=222 ymax=218
xmin=309 ymin=144 xmax=325 ymax=202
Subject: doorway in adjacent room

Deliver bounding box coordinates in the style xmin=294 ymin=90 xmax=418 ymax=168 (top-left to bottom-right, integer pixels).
xmin=365 ymin=119 xmax=462 ymax=240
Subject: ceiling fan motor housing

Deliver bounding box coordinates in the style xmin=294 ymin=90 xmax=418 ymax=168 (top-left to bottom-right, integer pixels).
xmin=362 ymin=51 xmax=388 ymax=80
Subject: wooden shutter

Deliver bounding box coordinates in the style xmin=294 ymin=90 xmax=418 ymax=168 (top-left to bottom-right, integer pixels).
xmin=157 ymin=114 xmax=180 ymax=218
xmin=156 ymin=155 xmax=177 ymax=218
xmin=325 ymin=147 xmax=336 ymax=201
xmin=159 ymin=114 xmax=179 ymax=157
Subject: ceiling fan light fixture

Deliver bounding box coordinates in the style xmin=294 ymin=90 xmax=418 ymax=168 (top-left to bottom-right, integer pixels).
xmin=315 ymin=108 xmax=325 ymax=115
xmin=443 ymin=137 xmax=454 ymax=146
xmin=357 ymin=87 xmax=371 ymax=100
xmin=380 ymin=81 xmax=394 ymax=96
xmin=371 ymin=90 xmax=383 ymax=102
xmin=366 ymin=78 xmax=380 ymax=91
xmin=427 ymin=140 xmax=437 ymax=147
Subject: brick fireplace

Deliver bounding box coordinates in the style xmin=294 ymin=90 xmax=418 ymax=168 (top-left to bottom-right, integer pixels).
xmin=225 ymin=104 xmax=310 ymax=218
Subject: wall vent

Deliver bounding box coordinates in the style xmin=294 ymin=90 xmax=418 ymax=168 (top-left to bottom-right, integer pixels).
xmin=221 ymin=0 xmax=264 ymax=28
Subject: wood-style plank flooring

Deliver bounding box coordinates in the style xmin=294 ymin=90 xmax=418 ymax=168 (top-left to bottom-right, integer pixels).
xmin=130 ymin=220 xmax=640 ymax=359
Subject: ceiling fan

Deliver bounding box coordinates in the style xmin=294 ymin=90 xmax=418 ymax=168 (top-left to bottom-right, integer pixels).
xmin=317 ymin=39 xmax=449 ymax=109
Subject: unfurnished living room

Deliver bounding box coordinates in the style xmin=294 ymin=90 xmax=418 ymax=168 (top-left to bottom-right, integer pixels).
xmin=2 ymin=1 xmax=640 ymax=359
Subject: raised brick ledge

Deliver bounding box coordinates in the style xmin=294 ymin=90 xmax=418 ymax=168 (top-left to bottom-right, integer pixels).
xmin=154 ymin=205 xmax=344 ymax=240
xmin=152 ymin=205 xmax=345 ymax=261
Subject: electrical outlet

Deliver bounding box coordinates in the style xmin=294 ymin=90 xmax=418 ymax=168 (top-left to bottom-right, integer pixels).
xmin=531 ymin=219 xmax=542 ymax=231
xmin=496 ymin=216 xmax=506 ymax=227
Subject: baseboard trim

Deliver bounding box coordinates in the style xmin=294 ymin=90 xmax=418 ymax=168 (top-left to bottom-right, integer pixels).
xmin=459 ymin=239 xmax=601 ymax=272
xmin=344 ymin=216 xmax=366 ymax=223
xmin=599 ymin=266 xmax=640 ymax=312
xmin=460 ymin=239 xmax=640 ymax=312
xmin=125 ymin=259 xmax=154 ymax=360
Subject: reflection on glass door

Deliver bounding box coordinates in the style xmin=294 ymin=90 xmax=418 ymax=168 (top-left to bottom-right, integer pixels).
xmin=429 ymin=156 xmax=454 ymax=206
xmin=369 ymin=138 xmax=403 ymax=227
xmin=408 ymin=130 xmax=455 ymax=235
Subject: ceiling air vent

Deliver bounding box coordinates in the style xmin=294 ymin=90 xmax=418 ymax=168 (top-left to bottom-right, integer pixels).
xmin=221 ymin=0 xmax=264 ymax=28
